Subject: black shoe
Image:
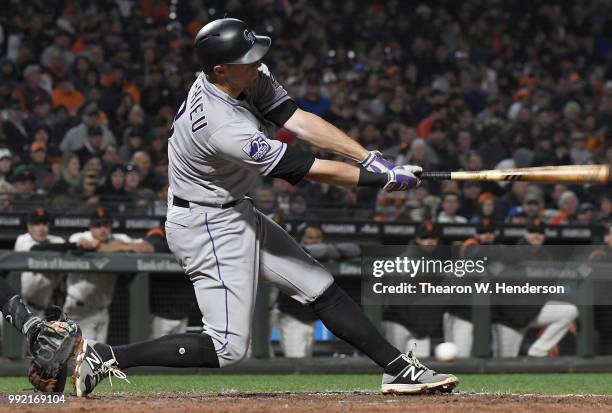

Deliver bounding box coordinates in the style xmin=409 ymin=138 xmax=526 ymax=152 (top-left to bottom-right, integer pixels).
xmin=381 ymin=352 xmax=459 ymax=394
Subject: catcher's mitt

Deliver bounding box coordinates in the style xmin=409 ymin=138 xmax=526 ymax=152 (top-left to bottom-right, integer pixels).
xmin=27 ymin=316 xmax=81 ymax=392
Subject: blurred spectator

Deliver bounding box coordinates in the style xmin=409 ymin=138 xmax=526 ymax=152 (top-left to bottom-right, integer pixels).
xmin=576 ymin=202 xmax=597 ymax=225
xmin=63 ymin=208 xmax=152 ymax=341
xmin=437 ymin=192 xmax=467 ymax=223
xmin=28 ymin=141 xmax=53 ymax=192
xmin=14 ymin=64 xmax=51 ymax=112
xmin=1 ymin=99 xmax=29 ymax=158
xmin=470 ymin=193 xmax=497 ymax=224
xmin=131 ymin=151 xmax=156 ymax=188
xmin=0 ymin=181 xmax=15 ymax=212
xmin=0 ymin=148 xmax=13 ymax=183
xmin=253 ymin=185 xmax=278 ymax=218
xmin=76 ymin=125 xmax=105 ymax=165
xmin=124 ymin=163 xmax=155 ymax=213
xmin=102 ymin=144 xmax=122 ymax=170
xmin=119 ymin=125 xmax=146 ymax=163
xmin=52 ymin=80 xmax=85 ymax=116
xmin=50 ymin=154 xmax=80 ymax=195
xmin=458 ymin=182 xmax=482 ymax=218
xmin=288 ymin=192 xmax=311 ymax=220
xmin=9 ymin=168 xmax=40 ymax=209
xmin=152 ymin=182 xmax=168 ymax=217
xmin=496 ymin=182 xmax=528 ymax=221
xmin=569 ymin=132 xmax=593 ymax=165
xmin=60 ymin=104 xmax=115 ymax=154
xmin=548 ymin=190 xmax=579 ymax=225
xmin=70 ymin=169 xmax=101 ymax=213
xmin=0 ymin=0 xmax=609 ymax=225
xmin=506 ymin=192 xmax=543 ymax=223
xmin=298 ymin=75 xmax=330 ymax=117
xmin=99 ymin=164 xmax=127 ymax=208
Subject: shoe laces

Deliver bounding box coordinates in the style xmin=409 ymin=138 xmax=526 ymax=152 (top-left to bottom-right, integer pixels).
xmin=101 ymin=347 xmax=130 ymax=387
xmin=402 ymin=343 xmax=426 ymax=370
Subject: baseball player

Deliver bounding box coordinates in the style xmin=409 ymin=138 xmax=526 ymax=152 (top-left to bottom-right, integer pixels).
xmin=490 ymin=219 xmax=578 ymax=357
xmin=63 ymin=207 xmax=152 ymax=342
xmin=72 ymin=18 xmax=458 ymax=396
xmin=16 ymin=208 xmax=66 ymax=318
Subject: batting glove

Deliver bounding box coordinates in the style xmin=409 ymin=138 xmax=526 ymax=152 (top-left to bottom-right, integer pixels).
xmin=359 ymin=151 xmax=395 ymax=173
xmin=384 ymin=165 xmax=422 ymax=191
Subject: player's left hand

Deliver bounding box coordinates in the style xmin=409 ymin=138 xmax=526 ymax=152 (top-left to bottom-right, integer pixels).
xmin=384 ymin=165 xmax=422 ymax=191
xmin=359 ymin=151 xmax=395 ymax=173
xmin=28 ymin=315 xmax=81 ymax=392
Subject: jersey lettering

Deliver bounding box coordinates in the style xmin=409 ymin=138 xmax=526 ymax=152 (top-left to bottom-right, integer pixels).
xmin=188 ymin=86 xmax=208 ymax=132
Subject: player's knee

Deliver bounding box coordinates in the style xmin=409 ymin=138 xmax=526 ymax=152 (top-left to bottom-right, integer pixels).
xmin=561 ymin=304 xmax=579 ymax=322
xmin=216 ymin=339 xmax=249 ymax=367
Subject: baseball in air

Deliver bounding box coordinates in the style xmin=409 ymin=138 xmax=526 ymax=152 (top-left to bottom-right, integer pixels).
xmin=434 ymin=342 xmax=459 ymax=362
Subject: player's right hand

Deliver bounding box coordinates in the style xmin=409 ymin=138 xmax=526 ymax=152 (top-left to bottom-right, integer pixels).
xmin=359 ymin=151 xmax=395 ymax=173
xmin=384 ymin=165 xmax=422 ymax=191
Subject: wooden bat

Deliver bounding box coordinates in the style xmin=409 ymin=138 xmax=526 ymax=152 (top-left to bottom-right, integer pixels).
xmin=419 ymin=165 xmax=610 ymax=185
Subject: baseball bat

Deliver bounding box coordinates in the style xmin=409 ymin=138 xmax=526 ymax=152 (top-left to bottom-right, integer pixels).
xmin=419 ymin=165 xmax=610 ymax=185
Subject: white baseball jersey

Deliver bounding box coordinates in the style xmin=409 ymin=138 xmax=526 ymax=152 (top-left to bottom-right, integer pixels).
xmin=64 ymin=231 xmax=136 ymax=311
xmin=14 ymin=232 xmax=65 ymax=252
xmin=15 ymin=233 xmax=65 ymax=309
xmin=168 ymin=64 xmax=291 ymax=205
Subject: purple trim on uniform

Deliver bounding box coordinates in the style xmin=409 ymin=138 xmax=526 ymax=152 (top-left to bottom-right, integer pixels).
xmin=202 ymin=79 xmax=241 ymax=108
xmin=261 ymin=93 xmax=290 ymax=114
xmin=205 ymin=212 xmax=229 ymax=353
xmin=261 ymin=143 xmax=287 ymax=176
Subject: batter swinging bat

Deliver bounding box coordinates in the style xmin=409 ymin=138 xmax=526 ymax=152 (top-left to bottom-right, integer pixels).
xmin=419 ymin=165 xmax=610 ymax=185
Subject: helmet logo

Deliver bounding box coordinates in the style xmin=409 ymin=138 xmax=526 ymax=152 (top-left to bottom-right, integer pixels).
xmin=243 ymin=29 xmax=255 ymax=45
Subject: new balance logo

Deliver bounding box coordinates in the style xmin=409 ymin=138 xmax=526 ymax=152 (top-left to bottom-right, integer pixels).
xmin=85 ymin=351 xmax=102 ymax=371
xmin=402 ymin=365 xmax=425 ymax=382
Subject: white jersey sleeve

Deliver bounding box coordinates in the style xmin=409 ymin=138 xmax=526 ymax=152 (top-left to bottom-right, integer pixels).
xmin=251 ymin=64 xmax=291 ymax=115
xmin=209 ymin=121 xmax=287 ymax=176
xmin=69 ymin=231 xmax=90 ymax=243
xmin=14 ymin=233 xmax=34 ymax=251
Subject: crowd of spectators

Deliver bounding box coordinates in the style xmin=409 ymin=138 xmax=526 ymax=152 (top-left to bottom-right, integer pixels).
xmin=0 ymin=0 xmax=611 ymax=227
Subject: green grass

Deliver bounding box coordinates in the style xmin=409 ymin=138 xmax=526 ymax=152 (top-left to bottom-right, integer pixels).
xmin=0 ymin=374 xmax=611 ymax=395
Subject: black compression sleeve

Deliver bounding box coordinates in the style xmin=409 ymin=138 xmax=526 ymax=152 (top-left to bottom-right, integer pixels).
xmin=268 ymin=144 xmax=315 ymax=185
xmin=310 ymin=283 xmax=402 ymax=368
xmin=111 ymin=333 xmax=220 ymax=369
xmin=265 ymin=99 xmax=298 ymax=126
xmin=358 ymin=168 xmax=388 ymax=187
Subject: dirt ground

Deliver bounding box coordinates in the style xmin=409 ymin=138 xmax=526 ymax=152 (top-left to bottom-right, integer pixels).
xmin=2 ymin=392 xmax=612 ymax=413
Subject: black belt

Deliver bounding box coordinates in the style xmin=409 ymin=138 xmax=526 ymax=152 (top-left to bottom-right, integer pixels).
xmin=173 ymin=196 xmax=241 ymax=209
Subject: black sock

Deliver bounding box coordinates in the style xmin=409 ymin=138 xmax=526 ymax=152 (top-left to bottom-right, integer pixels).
xmin=108 ymin=333 xmax=220 ymax=369
xmin=310 ymin=283 xmax=402 ymax=370
xmin=0 ymin=278 xmax=41 ymax=336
